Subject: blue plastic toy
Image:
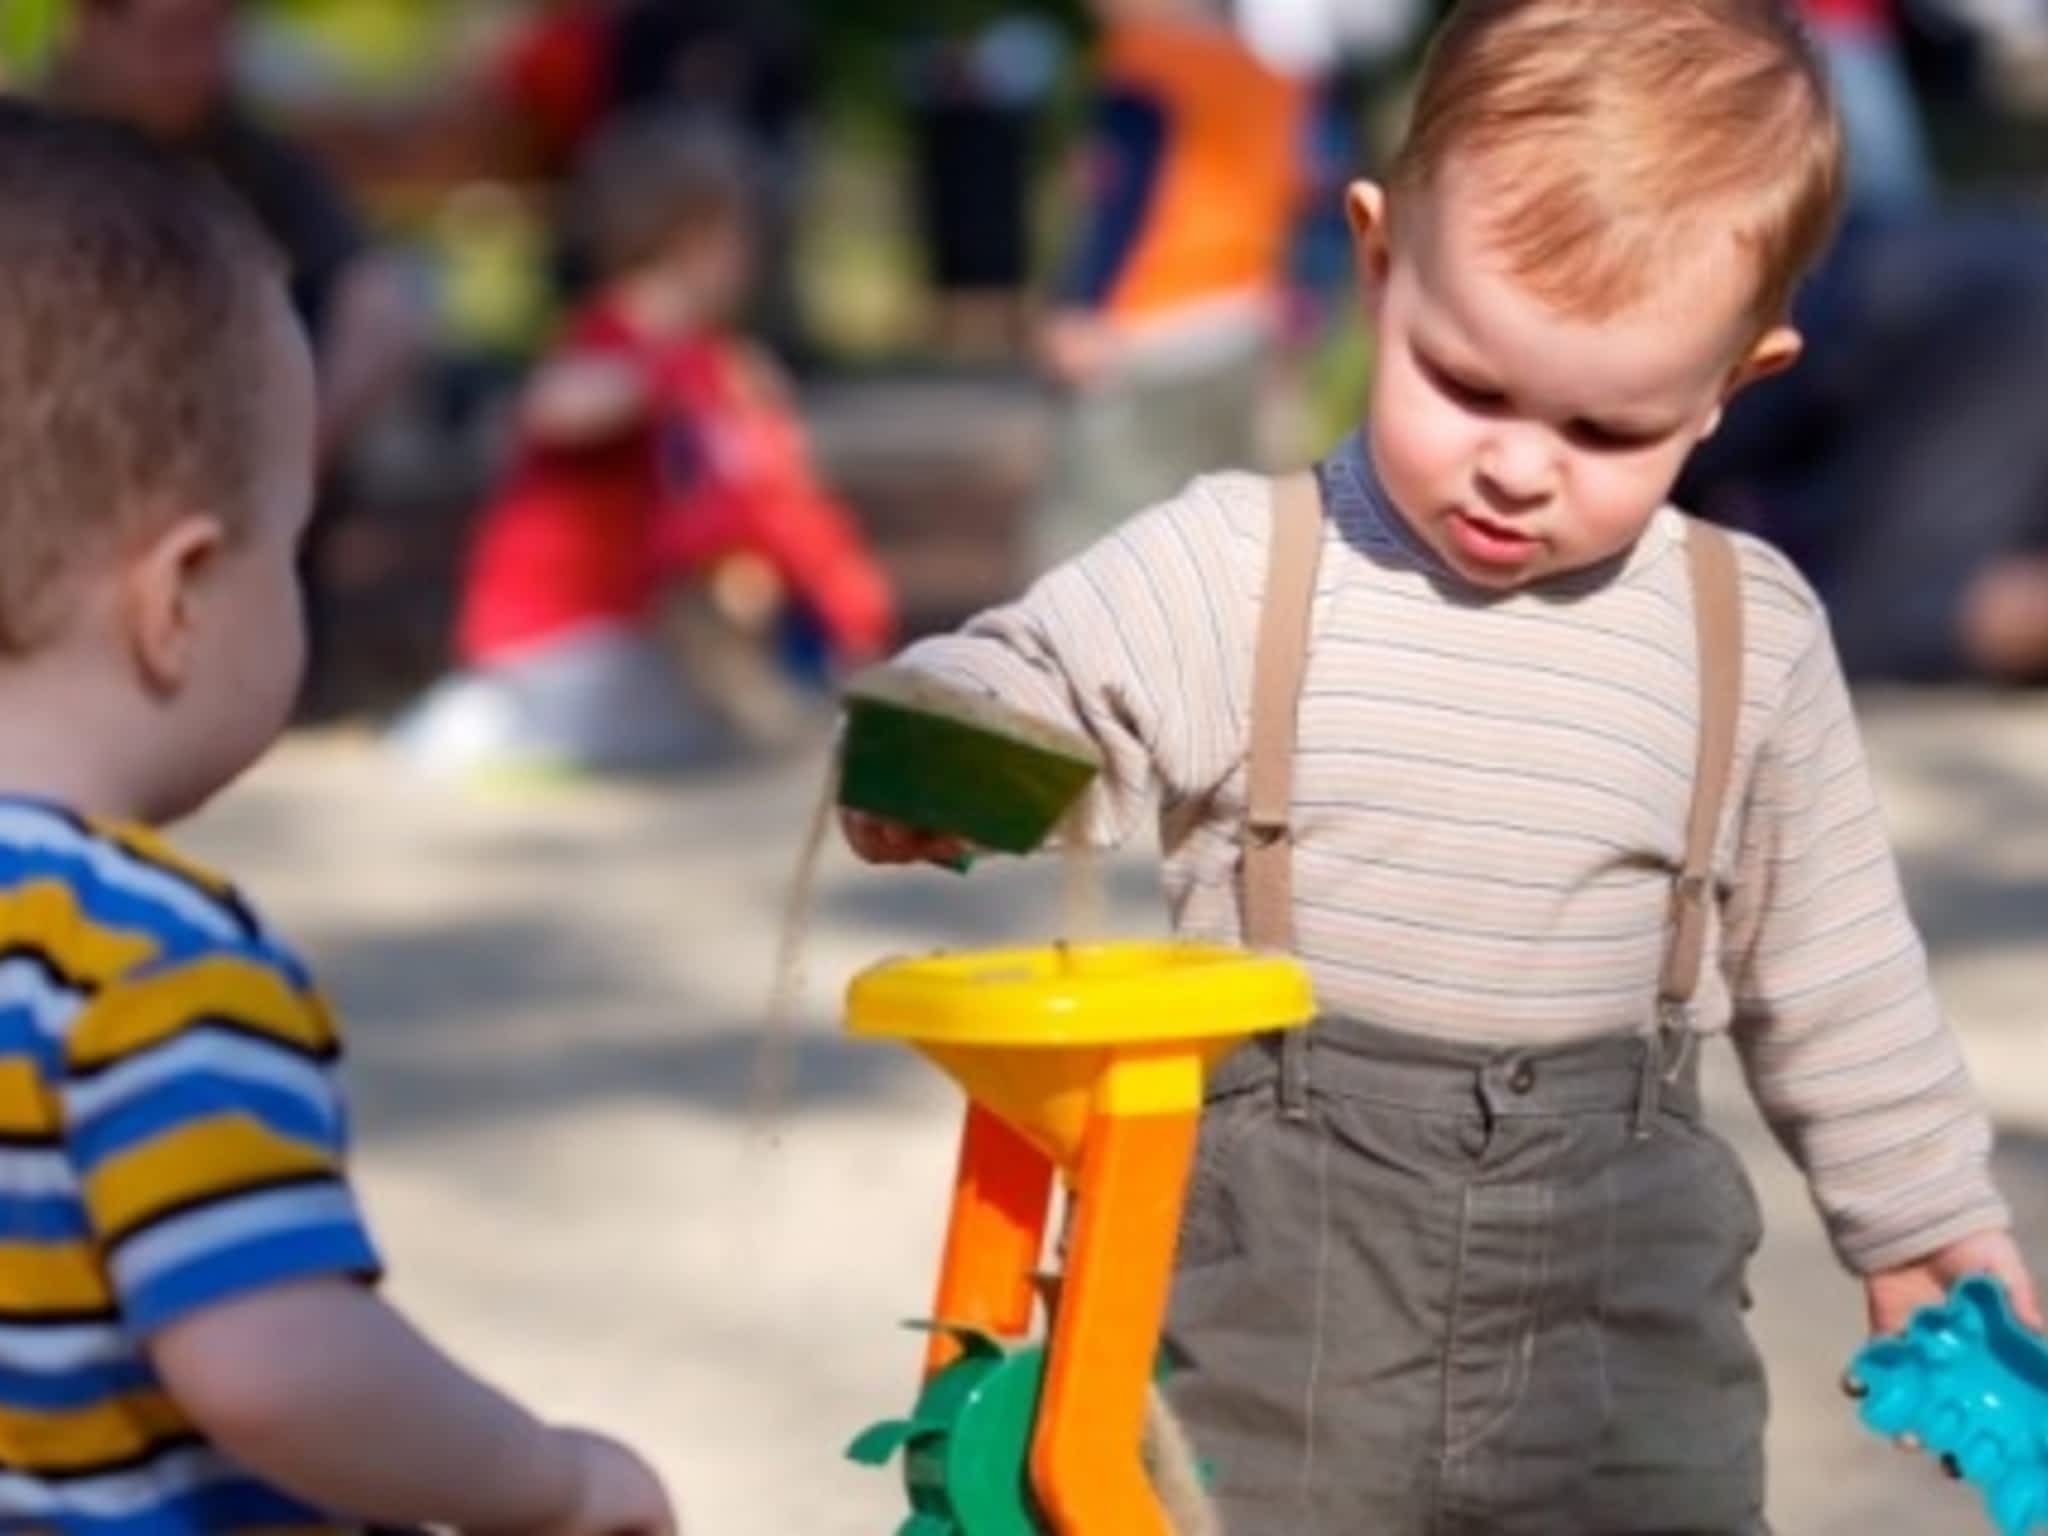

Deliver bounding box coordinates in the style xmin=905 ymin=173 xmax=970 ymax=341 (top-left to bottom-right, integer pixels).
xmin=1844 ymin=1274 xmax=2048 ymax=1534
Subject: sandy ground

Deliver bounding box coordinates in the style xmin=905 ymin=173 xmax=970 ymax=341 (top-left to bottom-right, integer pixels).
xmin=180 ymin=689 xmax=2048 ymax=1535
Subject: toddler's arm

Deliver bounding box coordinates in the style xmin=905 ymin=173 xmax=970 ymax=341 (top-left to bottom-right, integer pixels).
xmin=59 ymin=941 xmax=675 ymax=1532
xmin=523 ymin=353 xmax=648 ymax=445
xmin=1724 ymin=611 xmax=2015 ymax=1281
xmin=877 ymin=476 xmax=1265 ymax=852
xmin=152 ymin=1277 xmax=673 ymax=1533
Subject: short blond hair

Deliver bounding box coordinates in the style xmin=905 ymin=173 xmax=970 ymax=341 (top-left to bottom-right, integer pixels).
xmin=1390 ymin=0 xmax=1843 ymax=328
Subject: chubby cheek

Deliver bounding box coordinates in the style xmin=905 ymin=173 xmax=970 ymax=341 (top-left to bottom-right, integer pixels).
xmin=258 ymin=568 xmax=309 ymax=727
xmin=221 ymin=560 xmax=306 ymax=738
xmin=1366 ymin=360 xmax=1472 ymax=519
xmin=1562 ymin=449 xmax=1696 ymax=563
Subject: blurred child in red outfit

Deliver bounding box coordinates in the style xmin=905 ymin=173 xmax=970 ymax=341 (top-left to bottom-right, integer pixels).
xmin=397 ymin=114 xmax=893 ymax=778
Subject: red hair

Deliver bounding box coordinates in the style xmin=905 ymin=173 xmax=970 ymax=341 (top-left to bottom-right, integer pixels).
xmin=1391 ymin=0 xmax=1844 ymax=328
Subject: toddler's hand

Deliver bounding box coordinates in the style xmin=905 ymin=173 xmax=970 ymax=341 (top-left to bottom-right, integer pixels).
xmin=1037 ymin=311 xmax=1113 ymax=389
xmin=840 ymin=808 xmax=969 ymax=869
xmin=486 ymin=1427 xmax=676 ymax=1536
xmin=1864 ymin=1227 xmax=2044 ymax=1337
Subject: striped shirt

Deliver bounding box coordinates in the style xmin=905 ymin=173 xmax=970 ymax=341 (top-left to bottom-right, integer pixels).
xmin=0 ymin=798 xmax=377 ymax=1532
xmin=902 ymin=430 xmax=2006 ymax=1272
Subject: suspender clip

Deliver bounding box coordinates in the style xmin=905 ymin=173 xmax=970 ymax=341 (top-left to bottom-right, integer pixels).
xmin=1244 ymin=816 xmax=1290 ymax=850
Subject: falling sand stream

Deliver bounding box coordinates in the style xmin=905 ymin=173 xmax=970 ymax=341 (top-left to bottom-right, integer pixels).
xmin=749 ymin=759 xmax=1108 ymax=1132
xmin=747 ymin=752 xmax=842 ymax=1137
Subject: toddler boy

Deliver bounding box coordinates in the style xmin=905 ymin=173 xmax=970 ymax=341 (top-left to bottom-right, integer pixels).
xmin=845 ymin=3 xmax=2037 ymax=1530
xmin=0 ymin=104 xmax=674 ymax=1533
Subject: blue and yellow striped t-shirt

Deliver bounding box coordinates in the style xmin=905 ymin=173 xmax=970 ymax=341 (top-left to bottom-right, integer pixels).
xmin=0 ymin=798 xmax=379 ymax=1531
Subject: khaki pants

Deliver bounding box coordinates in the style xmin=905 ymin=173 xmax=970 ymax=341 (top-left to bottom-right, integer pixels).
xmin=1168 ymin=1017 xmax=1771 ymax=1536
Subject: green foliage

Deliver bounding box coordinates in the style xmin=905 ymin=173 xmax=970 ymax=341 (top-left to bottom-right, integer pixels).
xmin=0 ymin=0 xmax=67 ymax=79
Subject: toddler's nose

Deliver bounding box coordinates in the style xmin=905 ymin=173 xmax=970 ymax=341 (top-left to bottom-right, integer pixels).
xmin=1475 ymin=430 xmax=1557 ymax=510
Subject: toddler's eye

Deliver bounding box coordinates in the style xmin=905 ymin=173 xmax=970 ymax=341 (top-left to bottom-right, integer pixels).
xmin=1418 ymin=354 xmax=1507 ymax=412
xmin=1567 ymin=419 xmax=1660 ymax=452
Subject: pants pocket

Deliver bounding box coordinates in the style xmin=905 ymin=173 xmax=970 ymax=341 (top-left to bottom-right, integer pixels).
xmin=1173 ymin=1089 xmax=1269 ymax=1273
xmin=1693 ymin=1118 xmax=1766 ymax=1261
xmin=1577 ymin=1115 xmax=1769 ymax=1533
xmin=1168 ymin=1092 xmax=1454 ymax=1534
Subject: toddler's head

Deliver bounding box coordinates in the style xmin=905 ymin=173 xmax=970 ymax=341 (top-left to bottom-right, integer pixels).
xmin=572 ymin=112 xmax=756 ymax=331
xmin=0 ymin=103 xmax=316 ymax=821
xmin=1352 ymin=0 xmax=1842 ymax=588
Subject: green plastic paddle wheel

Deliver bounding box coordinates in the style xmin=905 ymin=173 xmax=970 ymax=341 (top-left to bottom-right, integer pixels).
xmin=846 ymin=1325 xmax=1049 ymax=1536
xmin=847 ymin=1323 xmax=1202 ymax=1535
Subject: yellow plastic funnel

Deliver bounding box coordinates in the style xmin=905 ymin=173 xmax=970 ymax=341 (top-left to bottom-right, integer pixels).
xmin=846 ymin=940 xmax=1313 ymax=1167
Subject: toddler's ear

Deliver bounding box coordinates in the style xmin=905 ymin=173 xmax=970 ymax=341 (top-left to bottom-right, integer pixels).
xmin=1730 ymin=325 xmax=1803 ymax=392
xmin=1705 ymin=326 xmax=1803 ymax=437
xmin=123 ymin=512 xmax=224 ymax=696
xmin=1345 ymin=180 xmax=1394 ymax=299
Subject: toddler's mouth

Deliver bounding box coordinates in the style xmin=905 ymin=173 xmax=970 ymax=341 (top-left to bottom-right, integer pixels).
xmin=1447 ymin=507 xmax=1542 ymax=568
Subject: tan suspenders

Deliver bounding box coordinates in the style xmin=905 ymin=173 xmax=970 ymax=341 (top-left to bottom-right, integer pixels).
xmin=1242 ymin=471 xmax=1744 ymax=1027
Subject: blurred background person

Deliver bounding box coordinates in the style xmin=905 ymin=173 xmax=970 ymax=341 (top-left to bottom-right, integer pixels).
xmin=1030 ymin=0 xmax=1307 ymax=570
xmin=393 ymin=115 xmax=892 ymax=784
xmin=492 ymin=0 xmax=815 ymax=362
xmin=1232 ymin=0 xmax=1428 ymax=458
xmin=901 ymin=15 xmax=1064 ymax=362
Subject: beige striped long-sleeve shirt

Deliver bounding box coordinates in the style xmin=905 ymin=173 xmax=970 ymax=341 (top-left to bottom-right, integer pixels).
xmin=901 ymin=430 xmax=2007 ymax=1273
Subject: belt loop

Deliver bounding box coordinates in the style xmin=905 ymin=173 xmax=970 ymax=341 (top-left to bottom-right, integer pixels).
xmin=1278 ymin=1027 xmax=1311 ymax=1121
xmin=1631 ymin=1032 xmax=1661 ymax=1140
